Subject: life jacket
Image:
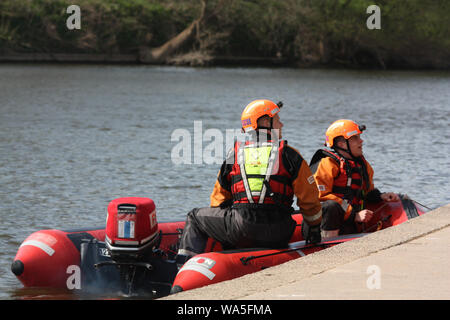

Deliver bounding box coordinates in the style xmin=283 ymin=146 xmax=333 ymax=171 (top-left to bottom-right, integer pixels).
xmin=230 ymin=139 xmax=294 ymax=208
xmin=310 ymin=149 xmax=370 ymax=211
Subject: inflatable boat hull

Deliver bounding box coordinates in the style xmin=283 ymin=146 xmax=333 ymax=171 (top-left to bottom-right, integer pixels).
xmin=11 ymin=195 xmax=427 ymax=295
xmin=11 ymin=222 xmax=184 ymax=288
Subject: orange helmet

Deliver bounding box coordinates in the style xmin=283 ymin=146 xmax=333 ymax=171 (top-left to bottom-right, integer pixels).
xmin=325 ymin=119 xmax=366 ymax=147
xmin=241 ymin=99 xmax=281 ymax=132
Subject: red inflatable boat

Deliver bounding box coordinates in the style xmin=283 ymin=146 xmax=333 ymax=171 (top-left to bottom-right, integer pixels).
xmin=11 ymin=194 xmax=427 ymax=297
xmin=170 ymin=196 xmax=428 ymax=293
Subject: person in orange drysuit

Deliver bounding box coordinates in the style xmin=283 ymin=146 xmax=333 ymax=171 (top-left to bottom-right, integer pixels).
xmin=306 ymin=119 xmax=400 ymax=239
xmin=176 ymin=100 xmax=323 ymax=265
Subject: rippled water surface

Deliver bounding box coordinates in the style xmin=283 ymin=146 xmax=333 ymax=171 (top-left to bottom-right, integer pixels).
xmin=1 ymin=64 xmax=449 ymax=299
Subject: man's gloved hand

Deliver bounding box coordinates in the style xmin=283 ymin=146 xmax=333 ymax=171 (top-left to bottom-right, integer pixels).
xmin=306 ymin=224 xmax=321 ymax=244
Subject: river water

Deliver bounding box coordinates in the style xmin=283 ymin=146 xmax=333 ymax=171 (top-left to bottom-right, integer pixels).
xmin=0 ymin=64 xmax=449 ymax=299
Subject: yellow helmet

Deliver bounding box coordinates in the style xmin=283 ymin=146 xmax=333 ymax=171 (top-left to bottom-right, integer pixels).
xmin=241 ymin=99 xmax=281 ymax=132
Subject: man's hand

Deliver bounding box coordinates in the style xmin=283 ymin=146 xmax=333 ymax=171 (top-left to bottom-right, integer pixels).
xmin=355 ymin=209 xmax=374 ymax=223
xmin=381 ymin=192 xmax=400 ymax=202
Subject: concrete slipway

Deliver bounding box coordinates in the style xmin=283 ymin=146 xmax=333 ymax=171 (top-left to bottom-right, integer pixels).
xmin=163 ymin=204 xmax=450 ymax=300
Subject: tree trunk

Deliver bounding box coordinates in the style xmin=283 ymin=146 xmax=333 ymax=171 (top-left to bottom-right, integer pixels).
xmin=139 ymin=0 xmax=207 ymax=64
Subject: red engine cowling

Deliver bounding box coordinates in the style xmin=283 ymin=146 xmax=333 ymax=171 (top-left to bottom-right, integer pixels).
xmin=105 ymin=197 xmax=159 ymax=257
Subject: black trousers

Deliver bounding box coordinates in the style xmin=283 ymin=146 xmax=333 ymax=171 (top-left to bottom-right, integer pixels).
xmin=178 ymin=205 xmax=296 ymax=256
xmin=302 ymin=200 xmax=357 ymax=238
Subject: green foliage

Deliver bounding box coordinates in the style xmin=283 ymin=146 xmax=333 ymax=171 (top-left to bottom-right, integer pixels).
xmin=0 ymin=0 xmax=191 ymax=53
xmin=0 ymin=0 xmax=449 ymax=68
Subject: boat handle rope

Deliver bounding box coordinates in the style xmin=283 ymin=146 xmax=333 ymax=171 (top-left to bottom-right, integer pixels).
xmin=240 ymin=243 xmax=330 ymax=266
xmin=412 ymin=199 xmax=432 ymax=211
xmin=241 ymin=201 xmax=399 ymax=265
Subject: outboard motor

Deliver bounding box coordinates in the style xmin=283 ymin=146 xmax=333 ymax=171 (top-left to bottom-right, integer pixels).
xmin=105 ymin=197 xmax=159 ymax=260
xmin=80 ymin=197 xmax=178 ymax=298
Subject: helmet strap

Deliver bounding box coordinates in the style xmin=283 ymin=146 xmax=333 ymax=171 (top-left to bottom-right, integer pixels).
xmin=256 ymin=115 xmax=273 ymax=132
xmin=346 ymin=140 xmax=355 ymax=159
xmin=332 ymin=140 xmax=356 ymax=160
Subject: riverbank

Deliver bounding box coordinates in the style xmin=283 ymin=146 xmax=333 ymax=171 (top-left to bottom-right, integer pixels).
xmin=0 ymin=52 xmax=288 ymax=67
xmin=1 ymin=52 xmax=448 ymax=70
xmin=163 ymin=203 xmax=450 ymax=300
xmin=1 ymin=0 xmax=449 ymax=69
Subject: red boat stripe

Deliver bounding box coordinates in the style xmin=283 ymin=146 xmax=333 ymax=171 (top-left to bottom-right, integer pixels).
xmin=20 ymin=240 xmax=55 ymax=256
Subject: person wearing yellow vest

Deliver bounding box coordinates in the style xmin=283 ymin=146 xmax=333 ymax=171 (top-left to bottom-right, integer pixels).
xmin=176 ymin=100 xmax=323 ymax=264
xmin=307 ymin=119 xmax=399 ymax=240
